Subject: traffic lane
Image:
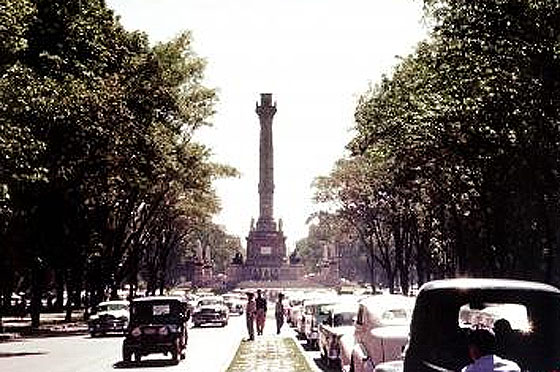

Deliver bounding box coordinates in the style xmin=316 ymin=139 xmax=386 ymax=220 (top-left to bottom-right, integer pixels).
xmin=0 ymin=315 xmax=246 ymax=372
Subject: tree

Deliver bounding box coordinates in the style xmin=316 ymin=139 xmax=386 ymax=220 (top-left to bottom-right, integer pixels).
xmin=0 ymin=0 xmax=233 ymax=327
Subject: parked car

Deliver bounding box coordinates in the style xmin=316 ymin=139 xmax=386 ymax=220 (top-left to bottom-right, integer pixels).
xmin=89 ymin=300 xmax=129 ymax=337
xmin=319 ymin=302 xmax=358 ymax=368
xmin=347 ymin=295 xmax=414 ymax=372
xmin=374 ymin=278 xmax=560 ymax=372
xmin=303 ymin=297 xmax=341 ymax=349
xmin=122 ymin=296 xmax=189 ymax=364
xmin=191 ymin=296 xmax=229 ymax=327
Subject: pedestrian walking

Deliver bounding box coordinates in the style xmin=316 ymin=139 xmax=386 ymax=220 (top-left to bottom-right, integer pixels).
xmin=246 ymin=292 xmax=257 ymax=341
xmin=255 ymin=289 xmax=267 ymax=335
xmin=275 ymin=293 xmax=285 ymax=335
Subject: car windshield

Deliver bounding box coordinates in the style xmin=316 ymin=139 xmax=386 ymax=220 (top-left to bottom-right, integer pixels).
xmin=410 ymin=289 xmax=560 ymax=371
xmin=199 ymin=299 xmax=223 ymax=306
xmin=131 ymin=301 xmax=183 ymax=324
xmin=380 ymin=307 xmax=410 ymax=326
xmin=98 ymin=303 xmax=128 ymax=312
xmin=333 ymin=312 xmax=356 ymax=327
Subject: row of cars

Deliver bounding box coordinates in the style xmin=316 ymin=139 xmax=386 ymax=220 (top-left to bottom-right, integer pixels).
xmin=88 ymin=291 xmax=247 ymax=336
xmin=285 ymin=290 xmax=414 ymax=372
xmin=288 ymin=278 xmax=560 ymax=372
xmin=87 ymin=291 xmax=246 ymax=364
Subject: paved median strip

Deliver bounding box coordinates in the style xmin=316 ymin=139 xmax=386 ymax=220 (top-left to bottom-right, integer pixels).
xmin=226 ymin=336 xmax=313 ymax=372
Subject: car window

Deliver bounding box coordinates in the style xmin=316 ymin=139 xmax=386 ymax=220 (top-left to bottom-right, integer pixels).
xmin=380 ymin=308 xmax=409 ymax=326
xmin=334 ymin=312 xmax=356 ymax=327
xmin=459 ymin=303 xmax=530 ymax=332
xmin=108 ymin=304 xmax=128 ymax=311
xmin=199 ymin=299 xmax=223 ymax=306
xmin=132 ymin=301 xmax=182 ymax=323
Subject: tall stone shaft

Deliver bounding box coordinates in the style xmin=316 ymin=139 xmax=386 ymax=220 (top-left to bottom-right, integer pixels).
xmin=256 ymin=93 xmax=277 ymax=230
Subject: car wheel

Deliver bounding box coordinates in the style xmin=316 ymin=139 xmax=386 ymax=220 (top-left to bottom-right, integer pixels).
xmin=193 ymin=322 xmax=200 ymax=328
xmin=90 ymin=332 xmax=97 ymax=338
xmin=222 ymin=321 xmax=228 ymax=327
xmin=134 ymin=352 xmax=142 ymax=363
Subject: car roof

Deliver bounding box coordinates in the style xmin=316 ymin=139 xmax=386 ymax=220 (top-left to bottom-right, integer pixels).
xmin=304 ymin=297 xmax=342 ymax=306
xmin=419 ymin=278 xmax=560 ymax=294
xmin=132 ymin=296 xmax=186 ymax=303
xmin=198 ymin=296 xmax=224 ymax=301
xmin=326 ymin=302 xmax=359 ymax=313
xmin=98 ymin=300 xmax=129 ymax=306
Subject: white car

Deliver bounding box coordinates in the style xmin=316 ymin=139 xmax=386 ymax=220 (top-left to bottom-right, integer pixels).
xmin=192 ymin=296 xmax=229 ymax=327
xmin=88 ymin=300 xmax=130 ymax=336
xmin=341 ymin=295 xmax=414 ymax=372
xmin=319 ymin=302 xmax=359 ymax=368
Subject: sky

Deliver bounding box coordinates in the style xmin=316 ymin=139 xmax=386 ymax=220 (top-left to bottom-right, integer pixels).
xmin=106 ymin=0 xmax=428 ymax=250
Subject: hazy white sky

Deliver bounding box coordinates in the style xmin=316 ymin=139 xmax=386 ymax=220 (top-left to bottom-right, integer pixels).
xmin=107 ymin=0 xmax=428 ymax=250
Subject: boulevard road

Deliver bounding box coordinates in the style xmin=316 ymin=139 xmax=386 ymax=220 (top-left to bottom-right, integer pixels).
xmin=0 ymin=315 xmax=245 ymax=372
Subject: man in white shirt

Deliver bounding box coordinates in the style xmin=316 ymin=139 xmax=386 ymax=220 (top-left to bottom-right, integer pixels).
xmin=461 ymin=328 xmax=521 ymax=372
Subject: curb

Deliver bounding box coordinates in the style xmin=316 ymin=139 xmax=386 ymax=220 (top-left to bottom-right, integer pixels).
xmin=289 ymin=334 xmax=321 ymax=372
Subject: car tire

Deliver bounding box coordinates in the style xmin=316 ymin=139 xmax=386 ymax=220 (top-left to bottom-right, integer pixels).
xmin=134 ymin=352 xmax=142 ymax=363
xmin=221 ymin=321 xmax=228 ymax=327
xmin=193 ymin=322 xmax=200 ymax=328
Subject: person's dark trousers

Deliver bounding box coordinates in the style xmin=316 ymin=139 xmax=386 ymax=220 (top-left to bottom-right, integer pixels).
xmin=276 ymin=315 xmax=284 ymax=334
xmin=247 ymin=316 xmax=255 ymax=340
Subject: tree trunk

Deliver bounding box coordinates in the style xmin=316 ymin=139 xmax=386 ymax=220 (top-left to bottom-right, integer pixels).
xmin=55 ymin=269 xmax=65 ymax=311
xmin=65 ymin=279 xmax=73 ymax=322
xmin=30 ymin=267 xmax=43 ymax=329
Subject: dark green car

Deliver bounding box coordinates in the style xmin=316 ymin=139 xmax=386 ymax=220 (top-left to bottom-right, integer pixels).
xmin=122 ymin=296 xmax=189 ymax=364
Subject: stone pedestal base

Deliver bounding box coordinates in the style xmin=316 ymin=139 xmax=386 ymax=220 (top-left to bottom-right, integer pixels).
xmin=245 ymin=229 xmax=286 ymax=268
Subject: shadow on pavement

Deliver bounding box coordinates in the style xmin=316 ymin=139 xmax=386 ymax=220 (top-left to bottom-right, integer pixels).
xmin=313 ymin=356 xmax=341 ymax=372
xmin=0 ymin=351 xmax=49 ymax=358
xmin=113 ymin=360 xmax=178 ymax=369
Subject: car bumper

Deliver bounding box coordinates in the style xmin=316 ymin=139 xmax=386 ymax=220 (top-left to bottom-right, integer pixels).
xmin=89 ymin=321 xmax=127 ymax=333
xmin=193 ymin=314 xmax=227 ymax=323
xmin=123 ymin=341 xmax=177 ymax=354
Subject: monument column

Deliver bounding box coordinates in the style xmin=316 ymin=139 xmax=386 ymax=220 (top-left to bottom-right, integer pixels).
xmin=256 ymin=93 xmax=277 ymax=231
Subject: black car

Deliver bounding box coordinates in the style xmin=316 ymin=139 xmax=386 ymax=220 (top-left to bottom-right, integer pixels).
xmin=122 ymin=296 xmax=189 ymax=364
xmin=375 ymin=278 xmax=560 ymax=372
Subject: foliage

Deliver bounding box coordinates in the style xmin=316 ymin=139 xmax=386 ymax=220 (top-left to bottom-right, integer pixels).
xmin=313 ymin=0 xmax=560 ymax=292
xmin=0 ymin=0 xmax=235 ymax=325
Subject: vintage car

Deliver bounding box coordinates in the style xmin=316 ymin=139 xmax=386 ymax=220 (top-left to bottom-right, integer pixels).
xmin=319 ymin=302 xmax=358 ymax=368
xmin=223 ymin=293 xmax=245 ymax=316
xmin=303 ymin=297 xmax=341 ymax=349
xmin=88 ymin=300 xmax=129 ymax=336
xmin=192 ymin=296 xmax=229 ymax=327
xmin=374 ymin=278 xmax=560 ymax=372
xmin=346 ymin=294 xmax=414 ymax=372
xmin=122 ymin=296 xmax=189 ymax=364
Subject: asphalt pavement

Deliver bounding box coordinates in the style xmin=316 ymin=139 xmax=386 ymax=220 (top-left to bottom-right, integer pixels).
xmin=0 ymin=315 xmax=245 ymax=372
